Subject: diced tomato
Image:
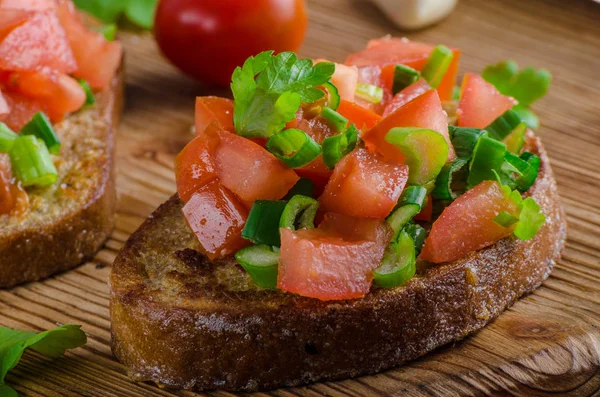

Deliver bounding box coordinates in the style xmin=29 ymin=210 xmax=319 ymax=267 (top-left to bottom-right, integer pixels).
xmin=1 ymin=90 xmax=46 ymax=130
xmin=337 ymin=99 xmax=381 ymax=131
xmin=56 ymin=0 xmax=123 ymax=89
xmin=0 ymin=9 xmax=76 ymax=74
xmin=195 ymin=96 xmax=234 ymax=136
xmin=6 ymin=70 xmax=85 ymax=121
xmin=278 ymin=213 xmax=392 ymax=300
xmin=346 ymin=37 xmax=460 ymax=102
xmin=182 ymin=180 xmax=249 ymax=260
xmin=320 ymin=148 xmax=408 ymax=219
xmin=414 ymin=194 xmax=433 ymax=222
xmin=0 ymin=154 xmax=15 ymax=215
xmin=0 ymin=0 xmax=56 ymax=10
xmin=353 ymin=65 xmax=394 ymax=114
xmin=383 ymin=79 xmax=431 ymax=118
xmin=211 ymin=125 xmax=299 ymax=208
xmin=420 ymin=180 xmax=521 ymax=263
xmin=0 ymin=89 xmax=9 ymax=119
xmin=316 ymin=59 xmax=358 ymax=102
xmin=456 ymin=73 xmax=517 ymax=129
xmin=362 ymin=89 xmax=455 ymax=164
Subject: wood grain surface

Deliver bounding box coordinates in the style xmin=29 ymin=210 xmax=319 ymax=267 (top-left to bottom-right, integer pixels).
xmin=1 ymin=0 xmax=600 ymax=395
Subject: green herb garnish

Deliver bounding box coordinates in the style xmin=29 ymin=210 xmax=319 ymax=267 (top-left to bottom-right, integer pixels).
xmin=73 ymin=0 xmax=157 ymax=30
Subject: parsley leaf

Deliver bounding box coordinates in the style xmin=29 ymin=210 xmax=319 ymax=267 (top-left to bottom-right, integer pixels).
xmin=482 ymin=61 xmax=551 ymax=129
xmin=232 ymin=52 xmax=335 ymax=138
xmin=73 ymin=0 xmax=158 ymax=29
xmin=0 ymin=325 xmax=87 ymax=395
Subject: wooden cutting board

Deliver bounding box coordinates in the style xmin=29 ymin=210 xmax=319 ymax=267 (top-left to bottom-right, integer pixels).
xmin=2 ymin=0 xmax=599 ymax=395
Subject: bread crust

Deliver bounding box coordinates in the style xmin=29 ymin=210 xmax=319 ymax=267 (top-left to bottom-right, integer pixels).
xmin=110 ymin=134 xmax=566 ymax=392
xmin=0 ymin=67 xmax=124 ymax=289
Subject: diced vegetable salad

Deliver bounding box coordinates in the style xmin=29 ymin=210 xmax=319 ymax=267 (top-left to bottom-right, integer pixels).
xmin=0 ymin=0 xmax=123 ymax=216
xmin=176 ymin=38 xmax=551 ymax=301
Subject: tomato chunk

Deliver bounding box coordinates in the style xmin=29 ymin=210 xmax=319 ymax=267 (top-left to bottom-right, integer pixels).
xmin=0 ymin=0 xmax=55 ymax=10
xmin=0 ymin=9 xmax=76 ymax=74
xmin=457 ymin=73 xmax=517 ymax=129
xmin=320 ymin=148 xmax=408 ymax=219
xmin=278 ymin=213 xmax=392 ymax=300
xmin=56 ymin=0 xmax=123 ymax=89
xmin=420 ymin=180 xmax=521 ymax=263
xmin=182 ymin=180 xmax=249 ymax=260
xmin=316 ymin=59 xmax=358 ymax=102
xmin=363 ymin=89 xmax=455 ymax=163
xmin=0 ymin=154 xmax=15 ymax=215
xmin=212 ymin=126 xmax=299 ymax=207
xmin=1 ymin=90 xmax=46 ymax=130
xmin=195 ymin=96 xmax=234 ymax=136
xmin=0 ymin=90 xmax=9 ymax=119
xmin=383 ymin=79 xmax=431 ymax=117
xmin=337 ymin=99 xmax=381 ymax=131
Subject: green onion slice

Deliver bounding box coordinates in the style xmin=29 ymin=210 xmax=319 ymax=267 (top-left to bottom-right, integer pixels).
xmin=266 ymin=128 xmax=321 ymax=168
xmin=467 ymin=135 xmax=507 ymax=189
xmin=432 ymin=158 xmax=468 ymax=200
xmin=0 ymin=123 xmax=17 ymax=153
xmin=503 ymin=121 xmax=527 ymax=154
xmin=242 ymin=200 xmax=288 ymax=247
xmin=355 ymin=83 xmax=383 ymax=104
xmin=421 ymin=45 xmax=454 ymax=89
xmin=78 ymin=79 xmax=96 ymax=106
xmin=373 ymin=230 xmax=416 ymax=289
xmin=9 ymin=135 xmax=58 ymax=187
xmin=20 ymin=112 xmax=61 ymax=155
xmin=448 ymin=126 xmax=487 ymax=159
xmin=279 ymin=195 xmax=319 ymax=231
xmin=503 ymin=151 xmax=540 ymax=192
xmin=235 ymin=245 xmax=279 ymax=289
xmin=284 ymin=177 xmax=316 ymax=200
xmin=93 ymin=24 xmax=117 ymax=41
xmin=392 ymin=65 xmax=420 ymax=95
xmin=404 ymin=223 xmax=426 ymax=256
xmin=493 ymin=211 xmax=519 ymax=228
xmin=387 ymin=186 xmax=427 ymax=241
xmin=322 ymin=124 xmax=358 ymax=170
xmin=486 ymin=109 xmax=522 ymax=141
xmin=322 ymin=82 xmax=340 ymax=110
xmin=321 ymin=107 xmax=349 ymax=132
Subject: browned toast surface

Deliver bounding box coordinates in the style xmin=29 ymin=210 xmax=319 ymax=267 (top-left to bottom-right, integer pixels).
xmin=110 ymin=134 xmax=566 ymax=391
xmin=0 ymin=67 xmax=124 ymax=288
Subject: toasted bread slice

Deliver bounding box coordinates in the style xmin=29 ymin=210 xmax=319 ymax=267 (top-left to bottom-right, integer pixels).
xmin=0 ymin=66 xmax=123 ymax=289
xmin=110 ymin=133 xmax=566 ymax=392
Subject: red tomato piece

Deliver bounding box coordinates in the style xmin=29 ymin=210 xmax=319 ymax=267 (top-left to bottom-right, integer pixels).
xmin=362 ymin=89 xmax=455 ymax=164
xmin=182 ymin=180 xmax=249 ymax=260
xmin=456 ymin=73 xmax=518 ymax=129
xmin=337 ymin=99 xmax=382 ymax=131
xmin=0 ymin=9 xmax=76 ymax=74
xmin=0 ymin=154 xmax=15 ymax=215
xmin=353 ymin=64 xmax=394 ymax=114
xmin=1 ymin=90 xmax=46 ymax=130
xmin=320 ymin=148 xmax=408 ymax=219
xmin=211 ymin=126 xmax=299 ymax=207
xmin=420 ymin=180 xmax=520 ymax=263
xmin=346 ymin=37 xmax=460 ymax=102
xmin=278 ymin=213 xmax=392 ymax=300
xmin=315 ymin=59 xmax=358 ymax=102
xmin=195 ymin=96 xmax=234 ymax=136
xmin=0 ymin=0 xmax=55 ymax=10
xmin=56 ymin=0 xmax=123 ymax=89
xmin=0 ymin=90 xmax=9 ymax=119
xmin=383 ymin=79 xmax=431 ymax=118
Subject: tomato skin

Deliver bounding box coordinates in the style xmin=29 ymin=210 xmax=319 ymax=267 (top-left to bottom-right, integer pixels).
xmin=1 ymin=90 xmax=46 ymax=130
xmin=195 ymin=96 xmax=234 ymax=136
xmin=154 ymin=0 xmax=308 ymax=86
xmin=337 ymin=99 xmax=382 ymax=131
xmin=0 ymin=0 xmax=55 ymax=10
xmin=0 ymin=89 xmax=9 ymax=119
xmin=414 ymin=194 xmax=433 ymax=222
xmin=420 ymin=180 xmax=520 ymax=263
xmin=320 ymin=148 xmax=409 ymax=219
xmin=382 ymin=79 xmax=431 ymax=118
xmin=0 ymin=154 xmax=15 ymax=215
xmin=182 ymin=180 xmax=249 ymax=260
xmin=278 ymin=213 xmax=392 ymax=300
xmin=457 ymin=73 xmax=517 ymax=129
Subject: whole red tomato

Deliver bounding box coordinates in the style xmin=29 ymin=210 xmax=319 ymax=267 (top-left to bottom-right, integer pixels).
xmin=154 ymin=0 xmax=308 ymax=86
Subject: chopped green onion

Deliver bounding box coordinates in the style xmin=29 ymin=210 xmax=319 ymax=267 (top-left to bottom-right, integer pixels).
xmin=20 ymin=112 xmax=60 ymax=155
xmin=279 ymin=195 xmax=319 ymax=231
xmin=373 ymin=230 xmax=416 ymax=288
xmin=235 ymin=245 xmax=279 ymax=289
xmin=448 ymin=126 xmax=487 ymax=159
xmin=503 ymin=151 xmax=540 ymax=191
xmin=321 ymin=107 xmax=349 ymax=132
xmin=387 ymin=186 xmax=427 ymax=241
xmin=493 ymin=211 xmax=519 ymax=228
xmin=322 ymin=82 xmax=340 ymax=110
xmin=404 ymin=223 xmax=426 ymax=256
xmin=432 ymin=158 xmax=468 ymax=200
xmin=503 ymin=121 xmax=527 ymax=154
xmin=266 ymin=128 xmax=321 ymax=168
xmin=284 ymin=177 xmax=316 ymax=200
xmin=392 ymin=65 xmax=420 ymax=94
xmin=355 ymin=83 xmax=383 ymax=104
xmin=467 ymin=135 xmax=507 ymax=189
xmin=322 ymin=124 xmax=358 ymax=169
xmin=421 ymin=45 xmax=454 ymax=89
xmin=0 ymin=123 xmax=17 ymax=153
xmin=93 ymin=24 xmax=117 ymax=41
xmin=78 ymin=79 xmax=95 ymax=106
xmin=385 ymin=127 xmax=449 ymax=185
xmin=242 ymin=200 xmax=288 ymax=247
xmin=514 ymin=197 xmax=545 ymax=240
xmin=513 ymin=105 xmax=539 ymax=130
xmin=9 ymin=135 xmax=58 ymax=187
xmin=452 ymin=86 xmax=461 ymax=101
xmin=486 ymin=109 xmax=522 ymax=141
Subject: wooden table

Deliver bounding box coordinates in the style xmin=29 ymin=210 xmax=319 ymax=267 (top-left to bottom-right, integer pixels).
xmin=2 ymin=0 xmax=600 ymax=395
